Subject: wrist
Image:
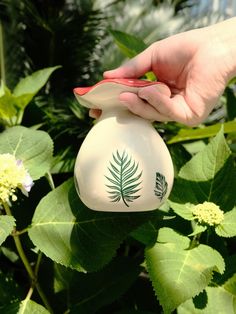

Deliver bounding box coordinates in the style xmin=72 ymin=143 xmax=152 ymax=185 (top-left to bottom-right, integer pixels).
xmin=207 ymin=18 xmax=236 ymax=81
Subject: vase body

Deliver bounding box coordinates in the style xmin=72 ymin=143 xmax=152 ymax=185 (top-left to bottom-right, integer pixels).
xmin=74 ymin=106 xmax=174 ymax=212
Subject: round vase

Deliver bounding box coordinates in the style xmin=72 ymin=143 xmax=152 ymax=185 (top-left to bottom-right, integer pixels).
xmin=74 ymin=79 xmax=174 ymax=212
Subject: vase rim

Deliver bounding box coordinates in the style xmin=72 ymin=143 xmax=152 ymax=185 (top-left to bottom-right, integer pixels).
xmin=73 ymin=78 xmax=161 ymax=96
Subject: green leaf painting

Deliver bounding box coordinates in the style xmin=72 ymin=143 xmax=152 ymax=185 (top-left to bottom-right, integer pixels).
xmin=106 ymin=150 xmax=142 ymax=207
xmin=154 ymin=172 xmax=168 ymax=201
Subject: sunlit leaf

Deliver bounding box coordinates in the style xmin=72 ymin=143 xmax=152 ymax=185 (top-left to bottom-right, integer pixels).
xmin=145 ymin=228 xmax=225 ymax=313
xmin=168 ymin=121 xmax=236 ymax=144
xmin=216 ymin=207 xmax=236 ymax=237
xmin=0 ymin=82 xmax=16 ymax=119
xmin=13 ymin=66 xmax=61 ymax=109
xmin=0 ymin=126 xmax=53 ymax=180
xmin=29 ymin=179 xmax=156 ymax=272
xmin=0 ymin=215 xmax=15 ymax=246
xmin=0 ymin=299 xmax=49 ymax=313
xmin=170 ymin=129 xmax=236 ymax=211
xmin=178 ymin=283 xmax=236 ymax=314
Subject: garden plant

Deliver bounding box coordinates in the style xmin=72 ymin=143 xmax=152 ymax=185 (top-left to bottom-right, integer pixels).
xmin=0 ymin=1 xmax=236 ymax=313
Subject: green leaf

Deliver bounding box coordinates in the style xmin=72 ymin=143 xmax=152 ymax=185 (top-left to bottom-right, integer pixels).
xmin=131 ymin=220 xmax=160 ymax=246
xmin=109 ymin=29 xmax=147 ymax=58
xmin=0 ymin=126 xmax=53 ymax=180
xmin=179 ymin=129 xmax=231 ymax=181
xmin=109 ymin=30 xmax=156 ymax=80
xmin=168 ymin=121 xmax=236 ymax=144
xmin=188 ymin=224 xmax=207 ymax=236
xmin=29 ymin=179 xmax=156 ymax=272
xmin=170 ymin=129 xmax=236 ymax=211
xmin=106 ymin=150 xmax=142 ymax=207
xmin=57 ymin=256 xmax=141 ymax=313
xmin=215 ymin=207 xmax=236 ymax=237
xmin=0 ymin=215 xmax=15 ymax=246
xmin=168 ymin=201 xmax=194 ymax=221
xmin=12 ymin=66 xmax=61 ymax=109
xmin=0 ymin=299 xmax=49 ymax=314
xmin=145 ymin=228 xmax=225 ymax=313
xmin=0 ymin=82 xmax=16 ymax=120
xmin=131 ymin=210 xmax=170 ymax=246
xmin=178 ymin=285 xmax=236 ymax=314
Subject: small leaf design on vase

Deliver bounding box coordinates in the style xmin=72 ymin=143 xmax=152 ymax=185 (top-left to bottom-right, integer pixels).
xmin=105 ymin=150 xmax=142 ymax=207
xmin=154 ymin=172 xmax=168 ymax=201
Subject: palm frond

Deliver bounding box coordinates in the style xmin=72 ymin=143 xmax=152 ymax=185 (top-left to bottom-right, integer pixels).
xmin=105 ymin=150 xmax=142 ymax=207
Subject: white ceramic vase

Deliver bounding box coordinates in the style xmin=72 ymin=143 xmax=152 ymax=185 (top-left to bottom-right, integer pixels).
xmin=74 ymin=79 xmax=174 ymax=212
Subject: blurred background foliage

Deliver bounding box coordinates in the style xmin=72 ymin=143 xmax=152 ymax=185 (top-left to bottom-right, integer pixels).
xmin=0 ymin=0 xmax=235 ymax=173
xmin=0 ymin=1 xmax=236 ymax=313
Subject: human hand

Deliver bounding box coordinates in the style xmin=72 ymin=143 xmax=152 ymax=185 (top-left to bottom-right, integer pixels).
xmin=91 ymin=18 xmax=236 ymax=126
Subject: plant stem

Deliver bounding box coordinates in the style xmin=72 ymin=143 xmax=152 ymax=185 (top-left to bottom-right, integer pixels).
xmin=46 ymin=172 xmax=55 ymax=190
xmin=0 ymin=21 xmax=6 ymax=84
xmin=3 ymin=202 xmax=54 ymax=313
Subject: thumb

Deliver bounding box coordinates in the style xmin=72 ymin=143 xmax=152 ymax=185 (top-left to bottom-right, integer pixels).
xmin=103 ymin=43 xmax=156 ymax=79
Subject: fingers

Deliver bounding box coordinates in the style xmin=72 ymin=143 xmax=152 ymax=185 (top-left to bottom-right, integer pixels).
xmin=104 ymin=44 xmax=156 ymax=79
xmin=119 ymin=92 xmax=170 ymax=122
xmin=120 ymin=86 xmax=204 ymax=126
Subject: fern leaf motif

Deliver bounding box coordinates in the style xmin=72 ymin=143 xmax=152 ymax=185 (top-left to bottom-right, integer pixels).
xmin=154 ymin=172 xmax=168 ymax=201
xmin=105 ymin=150 xmax=142 ymax=207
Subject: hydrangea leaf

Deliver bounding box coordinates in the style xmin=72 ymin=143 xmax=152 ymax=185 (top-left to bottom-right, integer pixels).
xmin=0 ymin=215 xmax=15 ymax=246
xmin=215 ymin=207 xmax=236 ymax=237
xmin=188 ymin=224 xmax=207 ymax=236
xmin=13 ymin=66 xmax=60 ymax=109
xmin=179 ymin=128 xmax=231 ymax=180
xmin=168 ymin=120 xmax=236 ymax=144
xmin=29 ymin=179 xmax=156 ymax=272
xmin=0 ymin=83 xmax=16 ymax=120
xmin=178 ymin=284 xmax=236 ymax=314
xmin=0 ymin=126 xmax=53 ymax=180
xmin=145 ymin=228 xmax=225 ymax=313
xmin=0 ymin=299 xmax=49 ymax=313
xmin=168 ymin=201 xmax=194 ymax=220
xmin=170 ymin=129 xmax=236 ymax=211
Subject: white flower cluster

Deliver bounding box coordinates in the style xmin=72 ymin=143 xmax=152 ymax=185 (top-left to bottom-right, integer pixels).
xmin=192 ymin=201 xmax=224 ymax=226
xmin=0 ymin=153 xmax=33 ymax=205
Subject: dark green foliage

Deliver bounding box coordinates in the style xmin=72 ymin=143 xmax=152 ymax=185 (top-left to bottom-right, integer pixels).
xmin=0 ymin=0 xmax=107 ymax=91
xmin=0 ymin=1 xmax=236 ymax=313
xmin=0 ymin=0 xmax=108 ymax=168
